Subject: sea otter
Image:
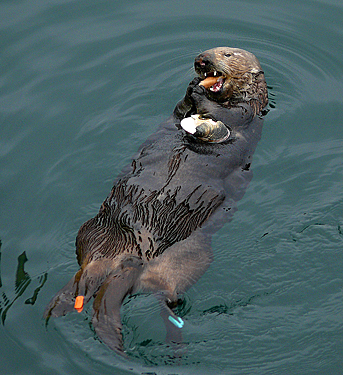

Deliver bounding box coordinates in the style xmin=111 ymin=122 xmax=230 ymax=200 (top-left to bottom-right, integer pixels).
xmin=44 ymin=47 xmax=268 ymax=354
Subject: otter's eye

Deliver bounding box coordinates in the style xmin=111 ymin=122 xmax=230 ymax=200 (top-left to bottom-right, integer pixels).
xmin=224 ymin=53 xmax=232 ymax=57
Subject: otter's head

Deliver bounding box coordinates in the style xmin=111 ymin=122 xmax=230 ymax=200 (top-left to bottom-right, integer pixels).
xmin=194 ymin=47 xmax=268 ymax=114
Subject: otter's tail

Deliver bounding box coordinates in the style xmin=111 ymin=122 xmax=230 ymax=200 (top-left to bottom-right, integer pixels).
xmin=44 ymin=257 xmax=143 ymax=355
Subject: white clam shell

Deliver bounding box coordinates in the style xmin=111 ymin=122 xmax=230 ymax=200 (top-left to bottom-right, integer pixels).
xmin=180 ymin=115 xmax=199 ymax=134
xmin=181 ymin=114 xmax=218 ymax=134
xmin=180 ymin=114 xmax=230 ymax=143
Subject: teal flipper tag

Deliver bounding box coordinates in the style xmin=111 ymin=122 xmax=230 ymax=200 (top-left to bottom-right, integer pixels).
xmin=168 ymin=315 xmax=184 ymax=328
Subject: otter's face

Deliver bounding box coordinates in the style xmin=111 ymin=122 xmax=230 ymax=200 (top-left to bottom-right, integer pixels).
xmin=194 ymin=47 xmax=264 ymax=102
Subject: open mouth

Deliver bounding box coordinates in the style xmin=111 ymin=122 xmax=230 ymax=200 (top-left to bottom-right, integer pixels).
xmin=198 ymin=70 xmax=226 ymax=93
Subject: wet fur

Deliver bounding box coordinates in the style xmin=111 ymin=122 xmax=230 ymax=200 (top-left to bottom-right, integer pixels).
xmin=44 ymin=47 xmax=268 ymax=355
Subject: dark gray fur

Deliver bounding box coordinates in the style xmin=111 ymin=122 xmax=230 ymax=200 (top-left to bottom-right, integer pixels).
xmin=44 ymin=48 xmax=268 ymax=355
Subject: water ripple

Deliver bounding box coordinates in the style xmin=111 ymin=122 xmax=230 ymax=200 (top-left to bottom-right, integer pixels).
xmin=2 ymin=0 xmax=343 ymax=373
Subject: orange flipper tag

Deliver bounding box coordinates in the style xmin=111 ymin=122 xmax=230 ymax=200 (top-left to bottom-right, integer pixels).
xmin=74 ymin=295 xmax=84 ymax=313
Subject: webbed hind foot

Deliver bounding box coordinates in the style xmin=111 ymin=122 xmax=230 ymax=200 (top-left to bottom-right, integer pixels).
xmin=91 ymin=257 xmax=143 ymax=356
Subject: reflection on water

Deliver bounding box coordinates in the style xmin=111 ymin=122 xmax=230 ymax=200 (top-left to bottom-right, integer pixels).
xmin=0 ymin=242 xmax=47 ymax=324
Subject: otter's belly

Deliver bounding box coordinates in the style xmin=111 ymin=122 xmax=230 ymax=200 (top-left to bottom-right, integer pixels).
xmin=76 ymin=127 xmax=256 ymax=263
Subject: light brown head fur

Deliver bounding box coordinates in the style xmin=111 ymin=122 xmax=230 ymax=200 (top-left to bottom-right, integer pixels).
xmin=195 ymin=47 xmax=268 ymax=115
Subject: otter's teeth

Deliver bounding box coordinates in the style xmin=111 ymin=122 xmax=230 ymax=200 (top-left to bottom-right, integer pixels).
xmin=204 ymin=72 xmax=207 ymax=77
xmin=209 ymin=77 xmax=224 ymax=92
xmin=214 ymin=71 xmax=217 ymax=76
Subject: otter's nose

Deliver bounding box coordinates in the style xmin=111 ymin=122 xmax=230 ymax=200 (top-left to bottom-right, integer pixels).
xmin=194 ymin=53 xmax=212 ymax=71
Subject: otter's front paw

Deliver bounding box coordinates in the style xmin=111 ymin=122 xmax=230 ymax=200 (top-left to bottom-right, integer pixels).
xmin=187 ymin=76 xmax=202 ymax=92
xmin=181 ymin=77 xmax=203 ymax=107
xmin=192 ymin=84 xmax=207 ymax=96
xmin=190 ymin=85 xmax=218 ymax=115
xmin=173 ymin=77 xmax=202 ymax=120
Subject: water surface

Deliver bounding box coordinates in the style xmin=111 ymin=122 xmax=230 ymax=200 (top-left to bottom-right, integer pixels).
xmin=1 ymin=0 xmax=343 ymax=374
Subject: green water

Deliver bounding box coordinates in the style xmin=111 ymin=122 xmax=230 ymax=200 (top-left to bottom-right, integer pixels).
xmin=1 ymin=0 xmax=343 ymax=374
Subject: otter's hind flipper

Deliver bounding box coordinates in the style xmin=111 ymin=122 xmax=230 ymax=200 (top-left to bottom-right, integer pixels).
xmin=157 ymin=294 xmax=184 ymax=348
xmin=92 ymin=257 xmax=143 ymax=355
xmin=43 ymin=274 xmax=79 ymax=318
xmin=44 ymin=260 xmax=111 ymax=319
xmin=91 ymin=275 xmax=125 ymax=354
